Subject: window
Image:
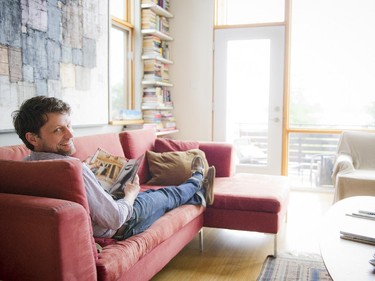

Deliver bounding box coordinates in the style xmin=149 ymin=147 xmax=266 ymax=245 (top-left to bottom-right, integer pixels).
xmin=216 ymin=0 xmax=284 ymax=25
xmin=288 ymin=0 xmax=375 ymax=188
xmin=290 ymin=0 xmax=375 ymax=130
xmin=111 ymin=0 xmax=127 ymax=20
xmin=110 ymin=0 xmax=134 ymax=121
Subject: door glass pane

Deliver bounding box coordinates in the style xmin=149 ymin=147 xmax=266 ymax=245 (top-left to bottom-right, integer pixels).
xmin=217 ymin=0 xmax=284 ymax=25
xmin=110 ymin=27 xmax=129 ymax=120
xmin=227 ymin=40 xmax=270 ymax=166
xmin=290 ymin=0 xmax=375 ymax=130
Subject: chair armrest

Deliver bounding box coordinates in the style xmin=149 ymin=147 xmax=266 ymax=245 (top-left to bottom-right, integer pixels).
xmin=0 ymin=193 xmax=97 ymax=281
xmin=332 ymin=154 xmax=355 ymax=185
xmin=199 ymin=142 xmax=235 ymax=177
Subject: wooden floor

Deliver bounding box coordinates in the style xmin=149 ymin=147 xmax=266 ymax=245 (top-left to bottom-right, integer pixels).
xmin=152 ymin=190 xmax=334 ymax=281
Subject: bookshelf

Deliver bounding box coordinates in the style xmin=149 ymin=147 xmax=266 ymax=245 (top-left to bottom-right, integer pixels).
xmin=141 ymin=0 xmax=177 ymax=133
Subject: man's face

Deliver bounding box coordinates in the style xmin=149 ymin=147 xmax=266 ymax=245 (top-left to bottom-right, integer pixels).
xmin=29 ymin=112 xmax=76 ymax=156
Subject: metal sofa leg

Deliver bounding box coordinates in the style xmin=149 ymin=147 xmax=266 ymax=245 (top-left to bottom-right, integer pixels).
xmin=273 ymin=234 xmax=278 ymax=257
xmin=199 ymin=228 xmax=204 ymax=252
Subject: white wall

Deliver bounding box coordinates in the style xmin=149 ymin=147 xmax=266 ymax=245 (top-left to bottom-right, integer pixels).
xmin=0 ymin=133 xmax=23 ymax=146
xmin=169 ymin=0 xmax=214 ymax=142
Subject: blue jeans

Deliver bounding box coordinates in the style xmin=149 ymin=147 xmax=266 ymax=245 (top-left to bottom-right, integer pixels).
xmin=120 ymin=172 xmax=203 ymax=239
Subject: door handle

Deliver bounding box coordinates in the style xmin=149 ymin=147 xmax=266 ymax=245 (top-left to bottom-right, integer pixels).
xmin=270 ymin=117 xmax=280 ymax=123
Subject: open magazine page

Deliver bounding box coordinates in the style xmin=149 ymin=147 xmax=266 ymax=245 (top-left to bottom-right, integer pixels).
xmin=88 ymin=148 xmax=145 ymax=199
xmin=89 ymin=148 xmax=128 ymax=192
xmin=109 ymin=154 xmax=145 ymax=199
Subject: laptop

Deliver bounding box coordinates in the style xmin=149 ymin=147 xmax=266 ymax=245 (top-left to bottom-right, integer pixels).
xmin=340 ymin=212 xmax=375 ymax=245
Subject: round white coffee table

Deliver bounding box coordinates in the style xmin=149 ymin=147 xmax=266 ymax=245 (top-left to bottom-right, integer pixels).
xmin=320 ymin=196 xmax=375 ymax=281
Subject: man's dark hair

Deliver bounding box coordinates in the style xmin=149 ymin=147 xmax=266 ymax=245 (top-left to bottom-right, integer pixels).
xmin=12 ymin=96 xmax=71 ymax=150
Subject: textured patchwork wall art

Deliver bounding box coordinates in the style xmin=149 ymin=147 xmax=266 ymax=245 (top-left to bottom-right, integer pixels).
xmin=0 ymin=0 xmax=108 ymax=131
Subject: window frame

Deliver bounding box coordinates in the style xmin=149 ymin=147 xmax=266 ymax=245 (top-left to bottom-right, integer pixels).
xmin=109 ymin=1 xmax=135 ymax=123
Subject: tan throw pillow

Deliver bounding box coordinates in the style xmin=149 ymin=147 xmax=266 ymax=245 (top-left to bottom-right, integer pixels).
xmin=146 ymin=149 xmax=209 ymax=186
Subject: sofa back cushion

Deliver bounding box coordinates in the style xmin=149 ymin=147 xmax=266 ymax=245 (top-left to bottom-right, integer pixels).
xmin=0 ymin=144 xmax=30 ymax=160
xmin=72 ymin=132 xmax=125 ymax=161
xmin=0 ymin=133 xmax=125 ymax=163
xmin=199 ymin=142 xmax=234 ymax=177
xmin=0 ymin=159 xmax=89 ymax=211
xmin=154 ymin=138 xmax=199 ymax=152
xmin=119 ymin=129 xmax=156 ymax=184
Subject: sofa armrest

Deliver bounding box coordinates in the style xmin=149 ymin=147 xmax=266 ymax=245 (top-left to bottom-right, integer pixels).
xmin=332 ymin=154 xmax=355 ymax=185
xmin=333 ymin=171 xmax=375 ymax=202
xmin=0 ymin=193 xmax=97 ymax=281
xmin=0 ymin=159 xmax=99 ymax=260
xmin=199 ymin=142 xmax=234 ymax=177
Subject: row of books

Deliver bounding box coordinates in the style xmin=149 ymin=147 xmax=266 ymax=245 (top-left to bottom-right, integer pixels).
xmin=142 ymin=87 xmax=172 ymax=109
xmin=143 ymin=35 xmax=170 ymax=60
xmin=143 ymin=123 xmax=177 ymax=132
xmin=143 ymin=59 xmax=169 ymax=81
xmin=142 ymin=0 xmax=170 ymax=11
xmin=143 ymin=109 xmax=176 ymax=131
xmin=143 ymin=35 xmax=162 ymax=55
xmin=142 ymin=9 xmax=170 ymax=35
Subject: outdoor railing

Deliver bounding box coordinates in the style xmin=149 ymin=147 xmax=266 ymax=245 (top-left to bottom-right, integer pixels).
xmin=235 ymin=125 xmax=341 ymax=188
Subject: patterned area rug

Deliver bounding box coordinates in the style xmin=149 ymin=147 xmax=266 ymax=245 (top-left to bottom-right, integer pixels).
xmin=257 ymin=252 xmax=333 ymax=281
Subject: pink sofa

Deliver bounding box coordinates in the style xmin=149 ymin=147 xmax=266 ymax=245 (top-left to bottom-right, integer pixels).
xmin=0 ymin=128 xmax=289 ymax=281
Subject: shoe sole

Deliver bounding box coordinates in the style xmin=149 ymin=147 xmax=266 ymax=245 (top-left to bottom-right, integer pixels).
xmin=205 ymin=166 xmax=215 ymax=205
xmin=191 ymin=156 xmax=204 ymax=175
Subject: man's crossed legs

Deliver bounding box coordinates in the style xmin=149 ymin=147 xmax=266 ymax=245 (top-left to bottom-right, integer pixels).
xmin=116 ymin=156 xmax=215 ymax=239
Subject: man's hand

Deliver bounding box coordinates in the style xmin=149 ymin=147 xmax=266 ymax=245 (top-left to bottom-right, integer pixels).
xmin=132 ymin=174 xmax=140 ymax=185
xmin=123 ymin=176 xmax=140 ymax=205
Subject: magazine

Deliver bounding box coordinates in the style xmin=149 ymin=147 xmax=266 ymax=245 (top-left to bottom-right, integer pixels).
xmin=89 ymin=148 xmax=144 ymax=199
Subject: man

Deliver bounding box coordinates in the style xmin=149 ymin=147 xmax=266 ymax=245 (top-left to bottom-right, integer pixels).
xmin=12 ymin=96 xmax=215 ymax=240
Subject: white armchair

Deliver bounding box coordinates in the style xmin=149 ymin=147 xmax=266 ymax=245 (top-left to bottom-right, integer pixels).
xmin=332 ymin=131 xmax=375 ymax=202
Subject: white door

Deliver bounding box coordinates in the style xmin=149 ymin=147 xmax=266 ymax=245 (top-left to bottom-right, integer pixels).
xmin=213 ymin=26 xmax=285 ymax=175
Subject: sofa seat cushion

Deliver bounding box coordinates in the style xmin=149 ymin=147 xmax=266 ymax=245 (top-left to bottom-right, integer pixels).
xmin=96 ymin=204 xmax=204 ymax=280
xmin=210 ymin=173 xmax=289 ymax=213
xmin=338 ymin=169 xmax=375 ymax=180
